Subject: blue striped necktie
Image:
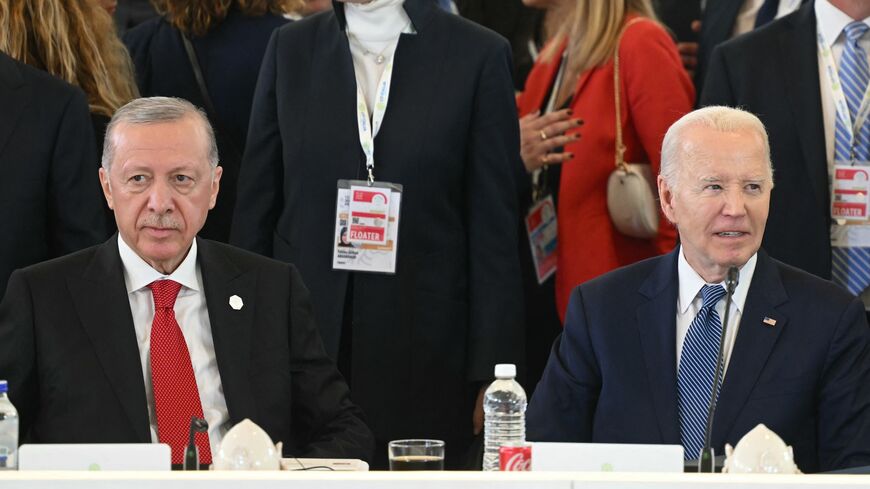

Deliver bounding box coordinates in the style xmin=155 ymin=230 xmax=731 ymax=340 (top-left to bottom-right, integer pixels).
xmin=831 ymin=21 xmax=870 ymax=296
xmin=677 ymin=284 xmax=726 ymax=461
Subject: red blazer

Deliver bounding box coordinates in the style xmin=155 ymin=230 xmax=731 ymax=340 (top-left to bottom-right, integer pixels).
xmin=517 ymin=18 xmax=694 ymax=321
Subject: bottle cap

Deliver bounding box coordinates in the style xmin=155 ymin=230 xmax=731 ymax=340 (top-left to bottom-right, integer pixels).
xmin=0 ymin=380 xmax=6 ymax=393
xmin=494 ymin=364 xmax=516 ymax=379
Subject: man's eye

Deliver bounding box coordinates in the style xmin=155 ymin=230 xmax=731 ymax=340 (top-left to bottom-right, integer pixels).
xmin=705 ymin=184 xmax=722 ymax=191
xmin=746 ymin=183 xmax=762 ymax=191
xmin=175 ymin=175 xmax=191 ymax=183
xmin=129 ymin=175 xmax=146 ymax=183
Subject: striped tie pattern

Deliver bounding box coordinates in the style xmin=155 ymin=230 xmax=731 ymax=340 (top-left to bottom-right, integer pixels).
xmin=677 ymin=285 xmax=726 ymax=461
xmin=832 ymin=21 xmax=870 ymax=296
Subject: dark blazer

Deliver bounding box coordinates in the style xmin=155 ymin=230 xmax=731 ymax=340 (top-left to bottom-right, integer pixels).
xmin=124 ymin=10 xmax=290 ymax=243
xmin=0 ymin=52 xmax=109 ymax=300
xmin=0 ymin=236 xmax=374 ymax=461
xmin=700 ymin=3 xmax=831 ymax=280
xmin=695 ymin=0 xmax=743 ymax=92
xmin=527 ymin=248 xmax=870 ymax=473
xmin=231 ymin=0 xmax=524 ymax=456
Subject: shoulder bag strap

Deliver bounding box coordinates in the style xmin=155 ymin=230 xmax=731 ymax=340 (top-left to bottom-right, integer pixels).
xmin=181 ymin=33 xmax=243 ymax=162
xmin=613 ymin=18 xmax=645 ymax=171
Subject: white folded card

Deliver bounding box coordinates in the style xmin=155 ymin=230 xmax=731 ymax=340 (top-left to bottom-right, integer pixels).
xmin=280 ymin=458 xmax=369 ymax=471
xmin=19 ymin=443 xmax=171 ymax=471
xmin=531 ymin=442 xmax=684 ymax=472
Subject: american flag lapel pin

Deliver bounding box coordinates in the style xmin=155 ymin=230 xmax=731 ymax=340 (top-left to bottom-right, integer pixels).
xmin=762 ymin=317 xmax=777 ymax=327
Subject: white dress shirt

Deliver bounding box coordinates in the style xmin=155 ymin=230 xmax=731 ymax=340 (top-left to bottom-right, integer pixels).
xmin=732 ymin=0 xmax=802 ymax=37
xmin=344 ymin=0 xmax=413 ymax=112
xmin=118 ymin=236 xmax=229 ymax=454
xmin=676 ymin=247 xmax=758 ymax=377
xmin=815 ymin=1 xmax=870 ymax=304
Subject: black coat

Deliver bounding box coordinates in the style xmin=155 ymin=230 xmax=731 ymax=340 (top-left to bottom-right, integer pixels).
xmin=231 ymin=0 xmax=525 ymax=459
xmin=0 ymin=236 xmax=374 ymax=461
xmin=124 ymin=10 xmax=290 ymax=243
xmin=700 ymin=3 xmax=831 ymax=280
xmin=0 ymin=52 xmax=109 ymax=299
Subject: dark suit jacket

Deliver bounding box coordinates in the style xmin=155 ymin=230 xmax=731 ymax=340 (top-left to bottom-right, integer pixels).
xmin=695 ymin=0 xmax=743 ymax=92
xmin=0 ymin=51 xmax=109 ymax=300
xmin=124 ymin=10 xmax=290 ymax=243
xmin=231 ymin=0 xmax=524 ymax=450
xmin=700 ymin=3 xmax=831 ymax=280
xmin=527 ymin=248 xmax=870 ymax=473
xmin=0 ymin=236 xmax=374 ymax=461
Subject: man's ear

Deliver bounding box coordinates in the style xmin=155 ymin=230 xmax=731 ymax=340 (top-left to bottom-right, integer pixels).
xmin=99 ymin=167 xmax=114 ymax=210
xmin=209 ymin=165 xmax=222 ymax=210
xmin=658 ymin=175 xmax=677 ymax=225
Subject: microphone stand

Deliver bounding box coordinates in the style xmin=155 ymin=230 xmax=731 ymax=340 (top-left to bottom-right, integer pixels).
xmin=698 ymin=266 xmax=739 ymax=472
xmin=184 ymin=416 xmax=209 ymax=471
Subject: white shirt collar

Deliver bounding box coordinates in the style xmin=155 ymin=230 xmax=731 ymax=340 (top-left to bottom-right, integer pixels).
xmin=816 ymin=0 xmax=870 ymax=49
xmin=677 ymin=246 xmax=758 ymax=315
xmin=117 ymin=235 xmax=200 ymax=294
xmin=345 ymin=0 xmax=414 ymax=41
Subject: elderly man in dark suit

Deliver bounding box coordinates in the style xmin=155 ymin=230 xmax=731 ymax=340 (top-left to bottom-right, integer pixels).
xmin=527 ymin=106 xmax=870 ymax=473
xmin=0 ymin=97 xmax=373 ymax=466
xmin=0 ymin=51 xmax=109 ymax=299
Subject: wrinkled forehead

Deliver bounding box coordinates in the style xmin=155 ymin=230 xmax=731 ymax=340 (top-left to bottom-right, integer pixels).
xmin=111 ymin=117 xmax=211 ymax=167
xmin=678 ymin=129 xmax=771 ymax=180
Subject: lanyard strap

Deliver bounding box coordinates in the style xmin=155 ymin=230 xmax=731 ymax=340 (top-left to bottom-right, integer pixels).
xmin=817 ymin=31 xmax=870 ymax=158
xmin=354 ymin=55 xmax=395 ymax=184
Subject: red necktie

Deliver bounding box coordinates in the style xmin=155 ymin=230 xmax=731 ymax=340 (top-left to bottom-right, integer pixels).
xmin=148 ymin=279 xmax=212 ymax=465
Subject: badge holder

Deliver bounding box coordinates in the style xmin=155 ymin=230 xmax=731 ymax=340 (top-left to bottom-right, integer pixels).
xmin=525 ymin=168 xmax=558 ymax=283
xmin=333 ymin=179 xmax=403 ymax=274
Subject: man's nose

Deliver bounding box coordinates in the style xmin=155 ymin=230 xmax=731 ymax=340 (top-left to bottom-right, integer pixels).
xmin=147 ymin=180 xmax=174 ymax=213
xmin=722 ymin=187 xmax=747 ymax=217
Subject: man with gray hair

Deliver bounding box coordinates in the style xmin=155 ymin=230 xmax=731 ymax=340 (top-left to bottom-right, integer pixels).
xmin=527 ymin=106 xmax=870 ymax=472
xmin=0 ymin=97 xmax=373 ymax=467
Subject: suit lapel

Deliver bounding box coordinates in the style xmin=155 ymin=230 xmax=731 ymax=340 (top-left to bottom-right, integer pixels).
xmin=68 ymin=236 xmax=151 ymax=442
xmin=0 ymin=54 xmax=29 ymax=158
xmin=635 ymin=249 xmax=681 ymax=444
xmin=197 ymin=238 xmax=258 ymax=424
xmin=779 ymin=3 xmax=828 ymax=212
xmin=712 ymin=251 xmax=788 ymax=446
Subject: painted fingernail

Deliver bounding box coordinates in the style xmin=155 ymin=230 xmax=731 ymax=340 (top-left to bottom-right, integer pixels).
xmin=576 ymin=119 xmax=584 ymax=125
xmin=566 ymin=109 xmax=573 ymax=116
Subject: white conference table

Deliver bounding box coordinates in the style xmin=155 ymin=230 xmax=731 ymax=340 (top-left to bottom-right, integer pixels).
xmin=2 ymin=471 xmax=870 ymax=489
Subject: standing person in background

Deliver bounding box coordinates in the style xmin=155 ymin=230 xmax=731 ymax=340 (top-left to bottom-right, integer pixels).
xmin=0 ymin=0 xmax=140 ymax=155
xmin=516 ymin=0 xmax=693 ymax=322
xmin=511 ymin=0 xmax=568 ymax=397
xmin=701 ymin=0 xmax=870 ymax=317
xmin=124 ymin=0 xmax=303 ymax=243
xmin=0 ymin=50 xmax=109 ymax=299
xmin=232 ymin=0 xmax=524 ymax=469
xmin=695 ymin=0 xmax=805 ymax=94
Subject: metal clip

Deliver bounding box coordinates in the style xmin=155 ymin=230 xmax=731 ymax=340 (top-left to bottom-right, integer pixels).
xmin=367 ymin=166 xmax=375 ymax=186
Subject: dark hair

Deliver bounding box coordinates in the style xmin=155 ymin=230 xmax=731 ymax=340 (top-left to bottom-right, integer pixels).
xmin=152 ymin=0 xmax=304 ymax=37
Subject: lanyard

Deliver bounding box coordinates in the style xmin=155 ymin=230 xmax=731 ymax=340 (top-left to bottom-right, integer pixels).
xmin=817 ymin=30 xmax=870 ymax=161
xmin=354 ymin=54 xmax=395 ymax=184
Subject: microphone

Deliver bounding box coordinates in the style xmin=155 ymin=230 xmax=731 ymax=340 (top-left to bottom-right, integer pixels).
xmin=698 ymin=266 xmax=739 ymax=472
xmin=184 ymin=416 xmax=209 ymax=471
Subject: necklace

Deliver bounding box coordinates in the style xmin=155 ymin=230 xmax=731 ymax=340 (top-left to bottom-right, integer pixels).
xmin=347 ymin=32 xmax=389 ymax=65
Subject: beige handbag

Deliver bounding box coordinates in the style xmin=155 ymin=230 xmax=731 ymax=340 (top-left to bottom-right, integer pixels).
xmin=606 ymin=19 xmax=659 ymax=239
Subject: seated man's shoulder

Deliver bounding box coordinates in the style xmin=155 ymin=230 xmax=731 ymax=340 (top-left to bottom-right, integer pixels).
xmin=199 ymin=239 xmax=298 ymax=276
xmin=775 ymin=259 xmax=859 ymax=313
xmin=580 ymin=253 xmax=668 ymax=296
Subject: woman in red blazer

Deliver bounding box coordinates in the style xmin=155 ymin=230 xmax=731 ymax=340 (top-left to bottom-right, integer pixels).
xmin=517 ymin=0 xmax=694 ymax=321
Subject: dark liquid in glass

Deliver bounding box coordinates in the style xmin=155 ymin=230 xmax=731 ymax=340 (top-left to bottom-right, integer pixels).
xmin=389 ymin=455 xmax=445 ymax=471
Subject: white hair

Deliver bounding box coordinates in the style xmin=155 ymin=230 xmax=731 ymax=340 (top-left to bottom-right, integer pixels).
xmin=101 ymin=96 xmax=219 ymax=171
xmin=660 ymin=106 xmax=773 ymax=189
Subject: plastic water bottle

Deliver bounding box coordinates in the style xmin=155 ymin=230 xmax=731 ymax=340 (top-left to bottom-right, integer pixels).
xmin=0 ymin=380 xmax=18 ymax=470
xmin=482 ymin=364 xmax=527 ymax=471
